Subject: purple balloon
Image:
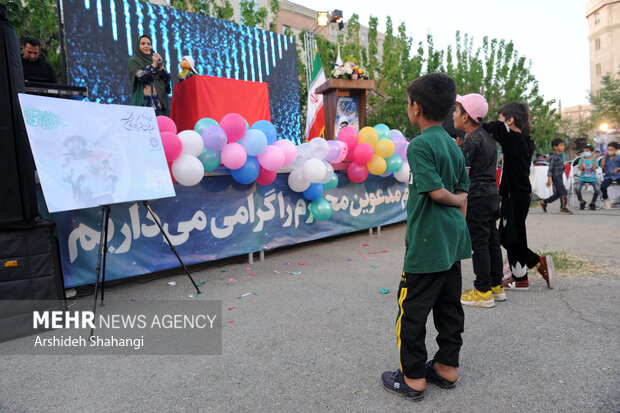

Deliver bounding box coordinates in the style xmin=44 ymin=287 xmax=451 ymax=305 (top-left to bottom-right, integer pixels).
xmin=201 ymin=125 xmax=227 ymax=152
xmin=325 ymin=140 xmax=342 ymax=162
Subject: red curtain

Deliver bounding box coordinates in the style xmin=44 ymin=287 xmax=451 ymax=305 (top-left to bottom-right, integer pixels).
xmin=170 ymin=75 xmax=270 ymax=132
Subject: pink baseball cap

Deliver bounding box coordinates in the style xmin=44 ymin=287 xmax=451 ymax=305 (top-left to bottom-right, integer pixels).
xmin=456 ymin=93 xmax=488 ymax=124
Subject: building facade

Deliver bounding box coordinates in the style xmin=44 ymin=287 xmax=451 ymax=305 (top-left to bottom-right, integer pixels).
xmin=586 ymin=0 xmax=620 ymax=96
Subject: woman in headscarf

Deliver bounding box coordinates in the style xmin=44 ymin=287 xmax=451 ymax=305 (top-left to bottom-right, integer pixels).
xmin=128 ymin=34 xmax=170 ymax=116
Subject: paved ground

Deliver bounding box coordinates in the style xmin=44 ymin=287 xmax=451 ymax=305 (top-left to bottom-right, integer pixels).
xmin=1 ymin=202 xmax=619 ymax=412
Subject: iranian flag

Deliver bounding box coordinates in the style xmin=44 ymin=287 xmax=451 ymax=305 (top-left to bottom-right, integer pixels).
xmin=304 ymin=51 xmax=326 ymax=140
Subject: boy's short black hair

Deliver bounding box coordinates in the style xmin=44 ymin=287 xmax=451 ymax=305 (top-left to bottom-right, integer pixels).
xmin=608 ymin=142 xmax=619 ymax=150
xmin=551 ymin=138 xmax=564 ymax=148
xmin=407 ymin=73 xmax=456 ymax=121
xmin=498 ymin=101 xmax=530 ymax=135
xmin=584 ymin=144 xmax=594 ymax=152
xmin=22 ymin=36 xmax=40 ymax=47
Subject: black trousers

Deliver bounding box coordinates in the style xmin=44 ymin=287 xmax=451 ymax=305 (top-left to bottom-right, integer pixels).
xmin=466 ymin=195 xmax=503 ymax=292
xmin=396 ymin=262 xmax=464 ymax=379
xmin=543 ymin=174 xmax=567 ymax=208
xmin=499 ymin=192 xmax=540 ymax=281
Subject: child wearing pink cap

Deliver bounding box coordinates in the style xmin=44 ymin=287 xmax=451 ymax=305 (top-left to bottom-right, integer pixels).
xmin=453 ymin=93 xmax=505 ymax=308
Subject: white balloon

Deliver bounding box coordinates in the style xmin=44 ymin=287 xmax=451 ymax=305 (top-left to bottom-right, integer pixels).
xmin=290 ymin=153 xmax=309 ymax=169
xmin=298 ymin=142 xmax=314 ymax=158
xmin=288 ymin=167 xmax=311 ymax=192
xmin=302 ymin=158 xmax=326 ymax=183
xmin=178 ymin=130 xmax=204 ymax=157
xmin=172 ymin=154 xmax=205 ymax=186
xmin=393 ymin=162 xmax=410 ymax=183
xmin=310 ymin=137 xmax=329 ymax=160
xmin=319 ymin=161 xmax=334 ymax=184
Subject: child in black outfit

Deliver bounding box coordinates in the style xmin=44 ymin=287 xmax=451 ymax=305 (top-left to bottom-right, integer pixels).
xmin=483 ymin=102 xmax=556 ymax=290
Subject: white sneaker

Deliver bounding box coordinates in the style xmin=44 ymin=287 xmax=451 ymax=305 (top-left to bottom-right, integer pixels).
xmin=603 ymin=199 xmax=611 ymax=209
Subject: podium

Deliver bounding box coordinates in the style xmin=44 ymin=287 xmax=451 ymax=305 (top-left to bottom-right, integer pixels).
xmin=316 ymin=79 xmax=375 ymax=140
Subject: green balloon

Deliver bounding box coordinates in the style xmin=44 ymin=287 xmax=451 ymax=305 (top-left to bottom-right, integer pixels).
xmin=194 ymin=117 xmax=219 ymax=135
xmin=374 ymin=123 xmax=390 ymax=140
xmin=198 ymin=148 xmax=221 ymax=172
xmin=310 ymin=196 xmax=333 ymax=221
xmin=385 ymin=154 xmax=403 ymax=173
xmin=322 ymin=174 xmax=338 ymax=190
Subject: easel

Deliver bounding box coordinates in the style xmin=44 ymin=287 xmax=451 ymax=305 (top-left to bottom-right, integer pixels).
xmin=89 ymin=201 xmax=201 ymax=336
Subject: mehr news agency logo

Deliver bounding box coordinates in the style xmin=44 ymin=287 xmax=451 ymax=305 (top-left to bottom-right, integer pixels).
xmin=32 ymin=309 xmax=217 ymax=350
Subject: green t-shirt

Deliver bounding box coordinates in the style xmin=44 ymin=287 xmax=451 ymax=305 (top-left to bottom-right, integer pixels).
xmin=403 ymin=126 xmax=472 ymax=274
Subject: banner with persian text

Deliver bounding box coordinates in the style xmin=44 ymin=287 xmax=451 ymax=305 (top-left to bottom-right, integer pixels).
xmin=42 ymin=174 xmax=408 ymax=288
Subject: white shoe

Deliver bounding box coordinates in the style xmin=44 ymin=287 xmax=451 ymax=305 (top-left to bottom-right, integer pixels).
xmin=604 ymin=199 xmax=611 ymax=209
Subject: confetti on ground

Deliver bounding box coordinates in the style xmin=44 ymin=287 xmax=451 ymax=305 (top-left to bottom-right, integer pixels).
xmin=378 ymin=288 xmax=391 ymax=294
xmin=228 ymin=306 xmax=235 ymax=311
xmin=366 ymin=250 xmax=389 ymax=255
xmin=371 ymin=265 xmax=377 ymax=269
xmin=228 ymin=278 xmax=236 ymax=282
xmin=284 ymin=262 xmax=291 ymax=265
xmin=290 ymin=271 xmax=302 ymax=275
xmin=197 ymin=281 xmax=206 ymax=287
xmin=347 ymin=259 xmax=352 ymax=261
xmin=130 ymin=298 xmax=135 ymax=302
xmin=360 ymin=243 xmax=370 ymax=247
xmin=245 ymin=267 xmax=252 ymax=270
xmin=167 ymin=281 xmax=176 ymax=286
xmin=359 ymin=255 xmax=369 ymax=259
xmin=298 ymin=262 xmax=307 ymax=265
xmin=238 ymin=292 xmax=258 ymax=299
xmin=274 ymin=270 xmax=279 ymax=273
xmin=250 ymin=273 xmax=256 ymax=276
xmin=220 ymin=270 xmax=228 ymax=273
xmin=228 ymin=320 xmax=234 ymax=324
xmin=242 ymin=276 xmax=247 ymax=279
xmin=188 ymin=295 xmax=193 ymax=299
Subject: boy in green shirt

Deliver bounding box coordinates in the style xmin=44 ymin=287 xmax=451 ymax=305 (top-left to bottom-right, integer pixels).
xmin=381 ymin=73 xmax=472 ymax=401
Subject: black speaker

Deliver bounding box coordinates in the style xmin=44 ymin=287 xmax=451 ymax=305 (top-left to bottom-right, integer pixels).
xmin=0 ymin=219 xmax=65 ymax=341
xmin=0 ymin=5 xmax=39 ymax=225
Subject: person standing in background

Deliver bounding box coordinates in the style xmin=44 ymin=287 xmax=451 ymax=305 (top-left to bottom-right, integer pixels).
xmin=21 ymin=36 xmax=56 ymax=83
xmin=128 ymin=34 xmax=170 ymax=116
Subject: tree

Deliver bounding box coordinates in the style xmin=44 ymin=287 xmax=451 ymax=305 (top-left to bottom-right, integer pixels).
xmin=239 ymin=0 xmax=268 ymax=29
xmin=590 ymin=70 xmax=620 ymax=128
xmin=172 ymin=0 xmax=234 ymax=20
xmin=4 ymin=0 xmax=62 ymax=82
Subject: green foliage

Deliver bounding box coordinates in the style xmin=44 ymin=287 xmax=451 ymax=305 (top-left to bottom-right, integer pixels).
xmin=239 ymin=0 xmax=268 ymax=29
xmin=4 ymin=0 xmax=62 ymax=82
xmin=171 ymin=0 xmax=234 ymax=20
xmin=590 ymin=70 xmax=620 ymax=127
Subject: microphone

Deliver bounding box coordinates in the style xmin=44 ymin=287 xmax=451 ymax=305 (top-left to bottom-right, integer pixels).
xmin=151 ymin=50 xmax=162 ymax=66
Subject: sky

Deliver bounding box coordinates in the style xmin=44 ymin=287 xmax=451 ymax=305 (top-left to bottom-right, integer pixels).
xmin=294 ymin=0 xmax=591 ymax=109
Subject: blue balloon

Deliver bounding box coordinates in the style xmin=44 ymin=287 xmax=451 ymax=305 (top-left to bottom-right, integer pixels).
xmin=231 ymin=156 xmax=259 ymax=184
xmin=194 ymin=117 xmax=218 ymax=135
xmin=240 ymin=129 xmax=268 ymax=156
xmin=251 ymin=120 xmax=278 ymax=145
xmin=303 ymin=182 xmax=324 ymax=201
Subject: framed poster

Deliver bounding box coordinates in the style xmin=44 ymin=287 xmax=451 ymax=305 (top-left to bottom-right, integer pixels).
xmin=19 ymin=94 xmax=175 ymax=212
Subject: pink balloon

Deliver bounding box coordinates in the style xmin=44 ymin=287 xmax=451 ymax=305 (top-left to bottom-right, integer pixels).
xmin=220 ymin=113 xmax=247 ymax=143
xmin=347 ymin=162 xmax=369 ymax=183
xmin=256 ymin=167 xmax=277 ymax=185
xmin=337 ymin=126 xmax=359 ymax=152
xmin=157 ymin=116 xmax=177 ymax=135
xmin=160 ymin=131 xmax=182 ymax=162
xmin=331 ymin=141 xmax=348 ymax=164
xmin=273 ymin=139 xmax=298 ymax=166
xmin=353 ymin=142 xmax=374 ymax=164
xmin=221 ymin=142 xmax=247 ymax=169
xmin=257 ymin=145 xmax=285 ymax=171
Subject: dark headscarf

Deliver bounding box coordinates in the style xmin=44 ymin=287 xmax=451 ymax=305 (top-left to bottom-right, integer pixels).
xmin=128 ymin=35 xmax=168 ymax=112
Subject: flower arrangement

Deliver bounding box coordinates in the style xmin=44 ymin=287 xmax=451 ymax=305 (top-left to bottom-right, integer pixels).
xmin=331 ymin=61 xmax=370 ymax=80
